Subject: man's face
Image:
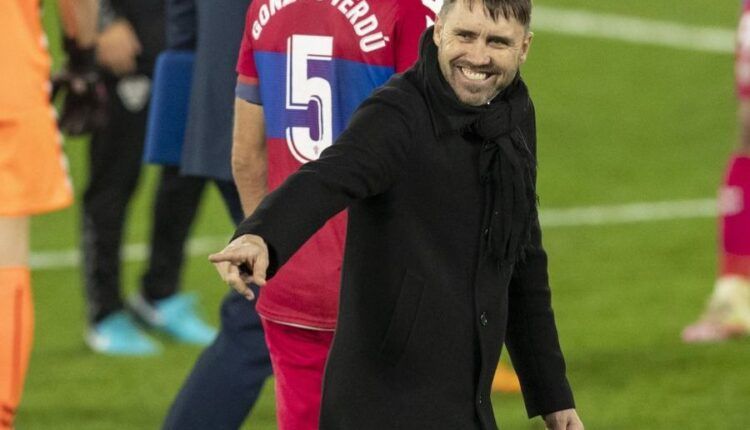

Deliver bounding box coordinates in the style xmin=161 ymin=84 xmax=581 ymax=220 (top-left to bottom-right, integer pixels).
xmin=433 ymin=1 xmax=532 ymax=106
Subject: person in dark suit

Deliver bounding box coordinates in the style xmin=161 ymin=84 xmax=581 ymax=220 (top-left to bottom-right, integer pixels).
xmin=155 ymin=0 xmax=274 ymax=428
xmin=83 ymin=0 xmax=215 ymax=355
xmin=211 ymin=0 xmax=584 ymax=429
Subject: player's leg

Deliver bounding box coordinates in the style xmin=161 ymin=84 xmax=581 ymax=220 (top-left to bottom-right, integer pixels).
xmin=82 ymin=77 xmax=158 ymax=354
xmin=131 ymin=166 xmax=215 ymax=345
xmin=162 ymin=288 xmax=272 ymax=430
xmin=0 ymin=217 xmax=32 ymax=430
xmin=683 ymin=105 xmax=750 ymax=342
xmin=261 ymin=318 xmax=334 ymax=430
xmin=719 ymin=102 xmax=750 ymax=287
xmin=214 ymin=180 xmax=245 ymax=225
xmin=140 ymin=167 xmax=206 ymax=302
xmin=162 ymin=184 xmax=271 ymax=429
xmin=0 ymin=104 xmax=72 ymax=428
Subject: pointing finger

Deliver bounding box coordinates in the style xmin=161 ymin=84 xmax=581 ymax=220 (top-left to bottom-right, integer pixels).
xmin=224 ymin=263 xmax=255 ymax=301
xmin=252 ymin=253 xmax=269 ymax=286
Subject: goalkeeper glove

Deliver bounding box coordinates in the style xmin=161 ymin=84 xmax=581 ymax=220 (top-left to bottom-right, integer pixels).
xmin=52 ymin=37 xmax=109 ymax=136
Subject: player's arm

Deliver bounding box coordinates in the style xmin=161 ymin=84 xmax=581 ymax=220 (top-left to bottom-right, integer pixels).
xmin=232 ymin=97 xmax=268 ymax=217
xmin=233 ymin=3 xmax=267 ymax=217
xmin=57 ymin=0 xmax=99 ymax=47
xmin=739 ymin=100 xmax=750 ymax=154
xmin=736 ymin=11 xmax=750 ymax=154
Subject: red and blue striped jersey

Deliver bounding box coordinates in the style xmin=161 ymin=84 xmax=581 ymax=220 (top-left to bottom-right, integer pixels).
xmin=235 ymin=0 xmax=438 ymax=329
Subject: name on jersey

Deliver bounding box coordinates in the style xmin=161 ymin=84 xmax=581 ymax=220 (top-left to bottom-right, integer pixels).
xmin=252 ymin=0 xmax=390 ymax=52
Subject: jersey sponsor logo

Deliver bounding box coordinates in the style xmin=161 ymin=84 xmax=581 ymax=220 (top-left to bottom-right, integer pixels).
xmin=251 ymin=0 xmax=390 ymax=52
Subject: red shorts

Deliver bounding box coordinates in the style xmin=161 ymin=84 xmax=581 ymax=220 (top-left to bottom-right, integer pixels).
xmin=0 ymin=106 xmax=72 ymax=216
xmin=261 ymin=318 xmax=334 ymax=430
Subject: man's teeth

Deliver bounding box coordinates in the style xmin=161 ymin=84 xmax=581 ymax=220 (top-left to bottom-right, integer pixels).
xmin=460 ymin=67 xmax=488 ymax=81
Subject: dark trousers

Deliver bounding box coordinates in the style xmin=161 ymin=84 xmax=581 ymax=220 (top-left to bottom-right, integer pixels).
xmin=149 ymin=164 xmax=274 ymax=429
xmin=163 ymin=287 xmax=272 ymax=430
xmin=162 ymin=182 xmax=272 ymax=430
xmin=81 ymin=79 xmax=158 ymax=323
xmin=141 ymin=166 xmax=245 ymax=301
xmin=81 ymin=80 xmax=241 ymax=323
xmin=83 ymin=79 xmax=270 ymax=427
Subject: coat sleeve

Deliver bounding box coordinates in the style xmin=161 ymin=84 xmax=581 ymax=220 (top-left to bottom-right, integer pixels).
xmin=233 ymin=89 xmax=416 ymax=276
xmin=504 ymin=220 xmax=575 ymax=418
xmin=504 ymin=99 xmax=575 ymax=418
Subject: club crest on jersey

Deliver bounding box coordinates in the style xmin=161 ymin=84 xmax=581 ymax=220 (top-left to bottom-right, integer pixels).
xmin=251 ymin=0 xmax=390 ymax=52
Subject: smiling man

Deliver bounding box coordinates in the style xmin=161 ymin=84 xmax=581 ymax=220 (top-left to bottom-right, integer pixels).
xmin=210 ymin=0 xmax=583 ymax=429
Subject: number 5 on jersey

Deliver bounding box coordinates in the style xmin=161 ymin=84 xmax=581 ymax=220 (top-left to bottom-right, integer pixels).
xmin=285 ymin=35 xmax=334 ymax=164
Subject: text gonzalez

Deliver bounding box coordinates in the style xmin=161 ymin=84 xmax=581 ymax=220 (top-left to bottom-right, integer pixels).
xmin=252 ymin=0 xmax=388 ymax=52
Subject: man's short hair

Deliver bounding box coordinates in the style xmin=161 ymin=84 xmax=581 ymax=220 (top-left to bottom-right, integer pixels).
xmin=439 ymin=0 xmax=532 ymax=29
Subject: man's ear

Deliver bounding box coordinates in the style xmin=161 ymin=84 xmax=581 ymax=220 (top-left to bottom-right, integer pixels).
xmin=433 ymin=16 xmax=443 ymax=46
xmin=519 ymin=31 xmax=533 ymax=64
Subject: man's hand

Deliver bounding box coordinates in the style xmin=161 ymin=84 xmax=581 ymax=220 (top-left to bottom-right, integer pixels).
xmin=208 ymin=234 xmax=270 ymax=301
xmin=96 ymin=19 xmax=142 ymax=76
xmin=544 ymin=408 xmax=584 ymax=430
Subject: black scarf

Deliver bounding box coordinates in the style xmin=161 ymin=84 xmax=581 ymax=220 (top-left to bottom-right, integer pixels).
xmin=407 ymin=27 xmax=537 ymax=266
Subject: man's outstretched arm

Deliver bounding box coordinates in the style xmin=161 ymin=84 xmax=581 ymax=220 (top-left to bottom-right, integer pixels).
xmin=212 ymin=89 xmax=418 ymax=296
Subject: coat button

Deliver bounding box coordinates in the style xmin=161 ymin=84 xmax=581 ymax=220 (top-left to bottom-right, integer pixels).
xmin=478 ymin=395 xmax=483 ymax=405
xmin=479 ymin=312 xmax=488 ymax=326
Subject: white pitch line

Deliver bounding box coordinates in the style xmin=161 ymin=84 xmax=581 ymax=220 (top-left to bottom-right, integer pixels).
xmin=534 ymin=5 xmax=735 ymax=54
xmin=539 ymin=198 xmax=716 ymax=227
xmin=29 ymin=235 xmax=231 ymax=271
xmin=29 ymin=198 xmax=718 ymax=270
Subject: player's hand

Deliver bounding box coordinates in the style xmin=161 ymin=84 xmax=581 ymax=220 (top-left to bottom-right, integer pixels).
xmin=96 ymin=19 xmax=142 ymax=76
xmin=208 ymin=234 xmax=269 ymax=301
xmin=543 ymin=408 xmax=584 ymax=430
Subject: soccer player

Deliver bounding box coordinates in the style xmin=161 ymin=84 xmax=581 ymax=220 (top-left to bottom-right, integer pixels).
xmin=682 ymin=0 xmax=750 ymax=343
xmin=231 ymin=1 xmax=437 ymax=427
xmin=0 ymin=2 xmax=97 ymax=427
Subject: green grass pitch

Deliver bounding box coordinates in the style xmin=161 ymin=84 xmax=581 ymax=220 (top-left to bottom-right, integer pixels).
xmin=17 ymin=1 xmax=748 ymax=428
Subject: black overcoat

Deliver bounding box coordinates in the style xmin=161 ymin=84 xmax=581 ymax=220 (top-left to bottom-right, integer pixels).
xmin=235 ymin=36 xmax=575 ymax=430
